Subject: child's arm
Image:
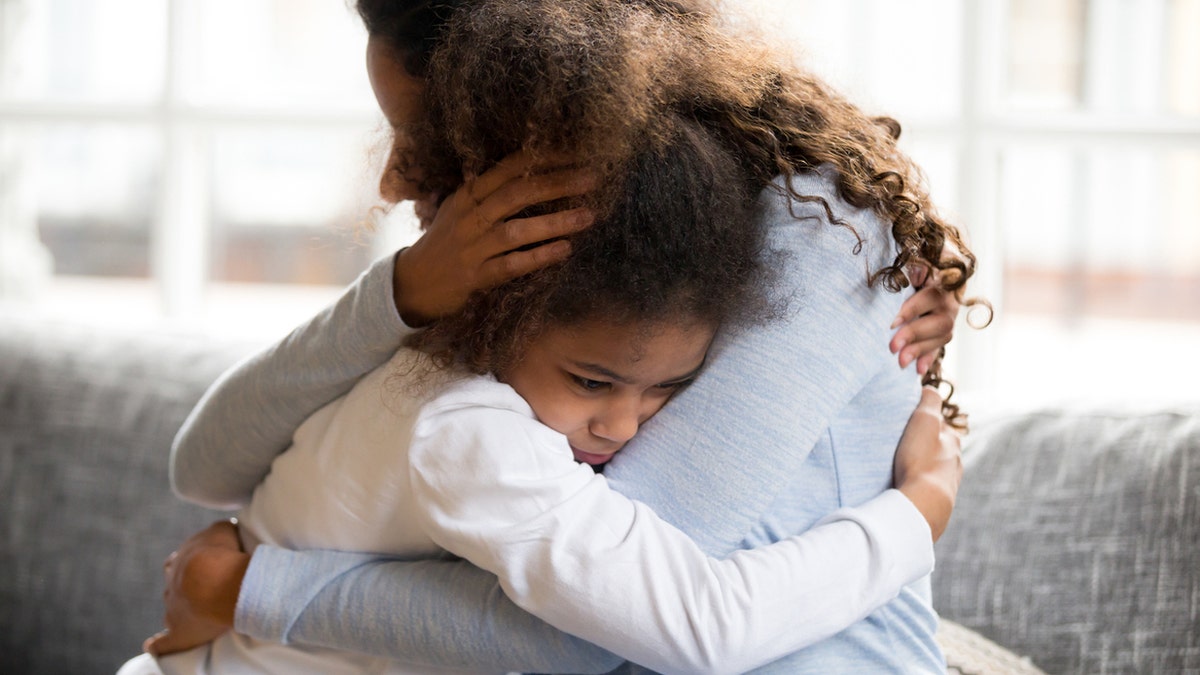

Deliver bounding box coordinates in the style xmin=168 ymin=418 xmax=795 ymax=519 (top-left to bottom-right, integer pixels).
xmin=152 ymin=512 xmax=925 ymax=674
xmin=399 ymin=378 xmax=939 ymax=674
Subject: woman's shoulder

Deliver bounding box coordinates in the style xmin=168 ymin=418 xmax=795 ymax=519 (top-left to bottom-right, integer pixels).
xmin=758 ymin=165 xmax=891 ymax=250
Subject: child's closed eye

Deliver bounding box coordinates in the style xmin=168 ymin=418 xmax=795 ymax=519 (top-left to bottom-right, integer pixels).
xmin=656 ymin=377 xmax=696 ymax=391
xmin=571 ymin=375 xmax=610 ymax=392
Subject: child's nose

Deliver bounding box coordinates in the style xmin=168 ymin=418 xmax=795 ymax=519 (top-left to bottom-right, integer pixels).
xmin=591 ymin=399 xmax=640 ymax=444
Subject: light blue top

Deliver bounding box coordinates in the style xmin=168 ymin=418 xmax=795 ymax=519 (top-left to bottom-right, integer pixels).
xmin=171 ymin=166 xmax=944 ymax=673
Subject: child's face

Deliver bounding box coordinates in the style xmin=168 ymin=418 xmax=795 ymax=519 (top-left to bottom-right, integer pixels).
xmin=500 ymin=318 xmax=716 ymax=466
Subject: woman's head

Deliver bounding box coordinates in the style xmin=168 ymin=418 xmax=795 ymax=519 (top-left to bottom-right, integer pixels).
xmin=362 ymin=0 xmax=734 ymax=207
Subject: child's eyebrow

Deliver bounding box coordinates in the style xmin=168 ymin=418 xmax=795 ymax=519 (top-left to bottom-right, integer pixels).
xmin=660 ymin=363 xmax=705 ymax=386
xmin=569 ymin=360 xmax=707 ymax=386
xmin=570 ymin=361 xmax=634 ymax=384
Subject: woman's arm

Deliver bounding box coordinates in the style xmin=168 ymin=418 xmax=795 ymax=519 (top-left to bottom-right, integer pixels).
xmin=170 ymin=252 xmax=410 ymax=509
xmin=170 ymin=157 xmax=595 ymax=509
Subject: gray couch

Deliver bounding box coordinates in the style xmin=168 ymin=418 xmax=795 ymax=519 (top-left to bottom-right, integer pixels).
xmin=1 ymin=316 xmax=1197 ymax=674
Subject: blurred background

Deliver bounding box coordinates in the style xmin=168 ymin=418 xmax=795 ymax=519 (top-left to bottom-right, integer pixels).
xmin=1 ymin=0 xmax=1197 ymax=415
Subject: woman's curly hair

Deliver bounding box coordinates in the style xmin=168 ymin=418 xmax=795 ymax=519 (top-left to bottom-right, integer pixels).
xmin=406 ymin=114 xmax=772 ymax=377
xmin=358 ymin=0 xmax=986 ymax=425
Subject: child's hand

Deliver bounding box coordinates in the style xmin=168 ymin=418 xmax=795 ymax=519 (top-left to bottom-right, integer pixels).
xmin=143 ymin=520 xmax=249 ymax=658
xmin=892 ymin=387 xmax=962 ymax=542
xmin=393 ymin=151 xmax=598 ymax=326
xmin=889 ymin=283 xmax=960 ymax=375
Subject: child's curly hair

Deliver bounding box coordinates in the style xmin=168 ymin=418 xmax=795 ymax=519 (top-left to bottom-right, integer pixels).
xmin=361 ymin=0 xmax=986 ymax=425
xmin=406 ymin=114 xmax=772 ymax=376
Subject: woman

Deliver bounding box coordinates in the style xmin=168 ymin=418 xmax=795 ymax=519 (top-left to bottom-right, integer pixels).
xmin=149 ymin=1 xmax=968 ymax=672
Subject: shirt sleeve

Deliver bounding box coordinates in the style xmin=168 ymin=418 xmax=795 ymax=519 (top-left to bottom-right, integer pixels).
xmin=170 ymin=252 xmax=412 ymax=509
xmin=400 ymin=381 xmax=933 ymax=675
xmin=236 ymin=548 xmax=626 ymax=674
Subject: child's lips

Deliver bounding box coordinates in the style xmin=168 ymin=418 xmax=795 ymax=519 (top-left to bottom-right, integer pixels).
xmin=571 ymin=447 xmax=615 ymax=466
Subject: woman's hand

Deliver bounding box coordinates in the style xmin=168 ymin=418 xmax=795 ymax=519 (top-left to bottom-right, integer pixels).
xmin=393 ymin=152 xmax=598 ymax=326
xmin=893 ymin=387 xmax=963 ymax=542
xmin=143 ymin=520 xmax=250 ymax=657
xmin=889 ymin=284 xmax=960 ymax=375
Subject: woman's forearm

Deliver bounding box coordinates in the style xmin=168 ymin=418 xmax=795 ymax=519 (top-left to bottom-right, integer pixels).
xmin=170 ymin=253 xmax=411 ymax=509
xmin=238 ymin=548 xmax=625 ymax=673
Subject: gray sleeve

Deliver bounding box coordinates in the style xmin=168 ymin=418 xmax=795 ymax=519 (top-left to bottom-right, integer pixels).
xmin=238 ymin=547 xmax=625 ymax=674
xmin=170 ymin=252 xmax=412 ymax=509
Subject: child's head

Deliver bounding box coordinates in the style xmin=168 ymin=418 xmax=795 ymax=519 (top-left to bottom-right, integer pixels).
xmin=408 ymin=115 xmax=772 ymax=464
xmin=501 ymin=315 xmax=714 ymax=466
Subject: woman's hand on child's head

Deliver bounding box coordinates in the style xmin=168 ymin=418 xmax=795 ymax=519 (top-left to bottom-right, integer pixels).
xmin=143 ymin=519 xmax=249 ymax=658
xmin=889 ymin=281 xmax=960 ymax=375
xmin=893 ymin=387 xmax=962 ymax=542
xmin=392 ymin=151 xmax=598 ymax=326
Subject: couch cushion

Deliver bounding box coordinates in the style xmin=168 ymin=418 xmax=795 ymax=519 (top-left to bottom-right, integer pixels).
xmin=0 ymin=318 xmax=253 ymax=674
xmin=934 ymin=409 xmax=1200 ymax=674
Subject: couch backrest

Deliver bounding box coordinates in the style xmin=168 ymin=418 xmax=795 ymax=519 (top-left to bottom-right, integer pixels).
xmin=0 ymin=318 xmax=253 ymax=674
xmin=935 ymin=408 xmax=1200 ymax=673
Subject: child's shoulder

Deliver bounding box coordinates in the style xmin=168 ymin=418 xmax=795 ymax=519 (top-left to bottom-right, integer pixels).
xmin=419 ymin=367 xmax=533 ymax=419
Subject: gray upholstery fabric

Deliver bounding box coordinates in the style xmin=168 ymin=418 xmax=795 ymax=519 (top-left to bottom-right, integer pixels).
xmin=934 ymin=409 xmax=1200 ymax=674
xmin=0 ymin=318 xmax=249 ymax=675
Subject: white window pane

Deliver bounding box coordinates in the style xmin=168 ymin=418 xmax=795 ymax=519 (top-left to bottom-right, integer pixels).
xmin=209 ymin=126 xmax=380 ymax=284
xmin=999 ymin=146 xmax=1200 ymax=322
xmin=1167 ymin=0 xmax=1200 ymax=115
xmin=1 ymin=0 xmax=166 ymax=104
xmin=738 ymin=0 xmax=961 ymax=119
xmin=34 ymin=123 xmax=160 ymax=277
xmin=176 ymin=0 xmax=375 ymax=112
xmin=900 ymin=139 xmax=960 ymax=219
xmin=1005 ymin=0 xmax=1086 ymax=111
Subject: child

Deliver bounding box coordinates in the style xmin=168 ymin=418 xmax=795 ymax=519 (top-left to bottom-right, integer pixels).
xmin=126 ymin=115 xmax=951 ymax=675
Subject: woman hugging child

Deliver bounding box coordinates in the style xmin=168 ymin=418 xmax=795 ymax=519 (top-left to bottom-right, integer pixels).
xmin=126 ymin=112 xmax=943 ymax=675
xmin=136 ymin=0 xmax=974 ymax=672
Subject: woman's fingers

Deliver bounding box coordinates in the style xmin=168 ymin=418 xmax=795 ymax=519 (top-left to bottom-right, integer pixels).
xmin=898 ymin=337 xmax=947 ymax=371
xmin=890 ymin=285 xmax=960 ymax=372
xmin=475 ymin=166 xmax=598 ymax=226
xmin=393 ymin=151 xmax=598 ymax=323
xmin=893 ymin=312 xmax=955 ymax=362
xmin=891 ymin=285 xmax=952 ymax=330
xmin=465 ymin=149 xmax=583 ymax=204
xmin=479 ymin=240 xmax=573 ymax=287
xmin=483 ymin=207 xmax=594 ymax=258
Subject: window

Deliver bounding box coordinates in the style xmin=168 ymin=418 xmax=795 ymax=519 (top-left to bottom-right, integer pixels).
xmin=3 ymin=0 xmax=1197 ymax=407
xmin=0 ymin=0 xmax=413 ymax=335
xmin=745 ymin=0 xmax=1200 ymax=409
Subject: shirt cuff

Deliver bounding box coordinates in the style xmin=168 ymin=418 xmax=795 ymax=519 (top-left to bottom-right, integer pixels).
xmin=819 ymin=488 xmax=935 ymax=586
